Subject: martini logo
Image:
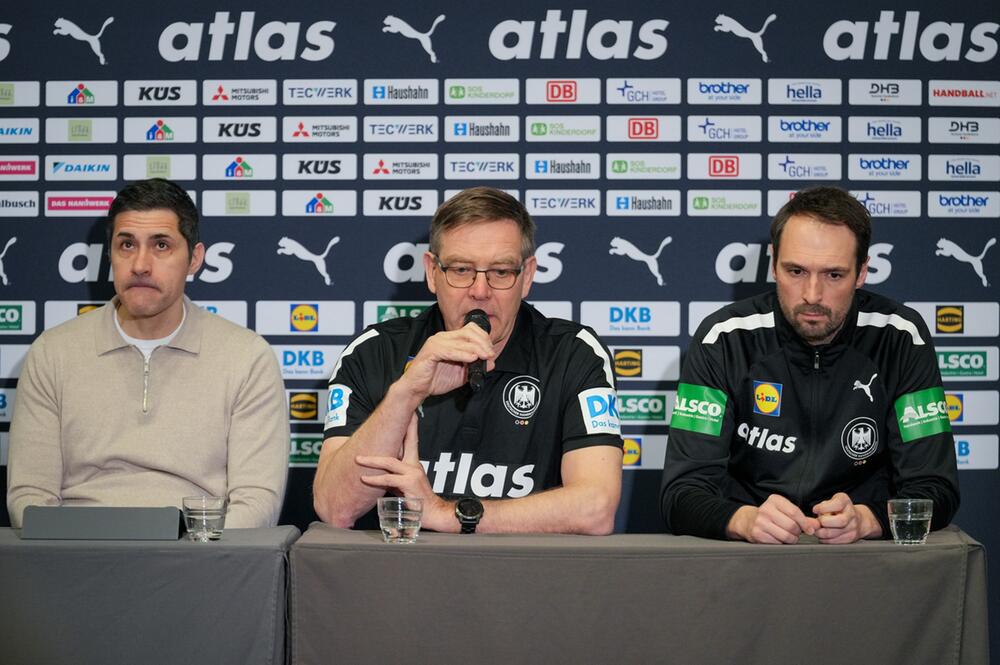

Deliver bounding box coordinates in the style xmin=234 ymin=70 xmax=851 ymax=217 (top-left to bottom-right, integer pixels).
xmin=290 ymin=303 xmax=319 ymax=332
xmin=935 ymin=305 xmax=964 ymax=333
xmin=614 ymin=348 xmax=642 ymax=377
xmin=752 ymin=381 xmax=782 ymax=416
xmin=146 ymin=120 xmax=174 ymax=141
xmin=622 ymin=437 xmax=642 ymax=466
xmin=225 ymin=156 xmax=253 ymax=178
xmin=0 ymin=305 xmax=21 ymax=331
xmin=306 ymin=192 xmax=334 ymax=214
xmin=671 ymin=383 xmax=727 ymax=436
xmin=895 ymin=388 xmax=951 ymax=442
xmin=289 ymin=391 xmax=319 ymax=420
xmin=938 ymin=351 xmax=987 ymax=377
xmin=67 ymin=83 xmax=95 ymax=105
xmin=841 ymin=417 xmax=878 ymax=460
xmin=945 ymin=393 xmax=964 ymax=422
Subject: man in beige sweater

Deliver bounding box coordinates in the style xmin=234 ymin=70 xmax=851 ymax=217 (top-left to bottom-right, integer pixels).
xmin=6 ymin=178 xmax=289 ymax=528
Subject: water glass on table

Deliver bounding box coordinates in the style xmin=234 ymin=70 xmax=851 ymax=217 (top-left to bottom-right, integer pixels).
xmin=887 ymin=498 xmax=933 ymax=545
xmin=183 ymin=496 xmax=227 ymax=542
xmin=377 ymin=497 xmax=423 ymax=543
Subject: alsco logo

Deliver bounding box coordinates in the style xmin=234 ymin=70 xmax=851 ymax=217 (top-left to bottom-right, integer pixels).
xmin=935 ymin=305 xmax=964 ymax=333
xmin=938 ymin=351 xmax=986 ymax=377
xmin=895 ymin=387 xmax=951 ymax=442
xmin=0 ymin=304 xmax=21 ymax=330
xmin=619 ymin=393 xmax=667 ymax=422
xmin=614 ymin=348 xmax=642 ymax=376
xmin=752 ymin=381 xmax=782 ymax=416
xmin=377 ymin=304 xmax=428 ymax=322
xmin=671 ymin=383 xmax=727 ymax=436
xmin=290 ymin=303 xmax=319 ymax=332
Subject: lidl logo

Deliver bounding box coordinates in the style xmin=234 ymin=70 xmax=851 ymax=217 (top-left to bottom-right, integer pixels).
xmin=945 ymin=393 xmax=964 ymax=422
xmin=306 ymin=192 xmax=334 ymax=214
xmin=936 ymin=305 xmax=963 ymax=334
xmin=67 ymin=83 xmax=95 ymax=105
xmin=613 ymin=348 xmax=642 ymax=377
xmin=622 ymin=437 xmax=642 ymax=466
xmin=289 ymin=391 xmax=319 ymax=420
xmin=146 ymin=120 xmax=174 ymax=141
xmin=0 ymin=305 xmax=22 ymax=331
xmin=753 ymin=381 xmax=782 ymax=417
xmin=225 ymin=156 xmax=253 ymax=178
xmin=377 ymin=305 xmax=429 ymax=322
xmin=290 ymin=303 xmax=319 ymax=332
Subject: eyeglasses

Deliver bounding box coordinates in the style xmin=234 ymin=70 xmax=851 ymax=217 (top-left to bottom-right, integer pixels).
xmin=434 ymin=257 xmax=523 ymax=290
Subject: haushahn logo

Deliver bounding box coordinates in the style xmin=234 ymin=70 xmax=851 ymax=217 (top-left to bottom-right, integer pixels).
xmin=290 ymin=303 xmax=320 ymax=332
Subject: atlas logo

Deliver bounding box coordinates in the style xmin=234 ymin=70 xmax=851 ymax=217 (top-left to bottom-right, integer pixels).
xmin=158 ymin=12 xmax=336 ymax=62
xmin=614 ymin=349 xmax=642 ymax=377
xmin=421 ymin=452 xmax=534 ymax=498
xmin=138 ymin=86 xmax=181 ymax=102
xmin=715 ymin=242 xmax=894 ymax=285
xmin=628 ymin=118 xmax=659 ymax=139
xmin=822 ymin=11 xmax=999 ymax=62
xmin=503 ymin=376 xmax=541 ymax=420
xmin=488 ymin=10 xmax=669 ymax=61
xmin=546 ymin=80 xmax=577 ymax=102
xmin=66 ymin=83 xmax=95 ymax=105
xmin=146 ymin=120 xmax=173 ymax=141
xmin=737 ymin=422 xmax=796 ymax=454
xmin=936 ymin=305 xmax=964 ymax=334
xmin=752 ymin=381 xmax=782 ymax=416
xmin=225 ymin=156 xmax=253 ymax=178
xmin=841 ymin=417 xmax=878 ymax=460
xmin=708 ymin=155 xmax=739 ymax=177
xmin=290 ymin=303 xmax=319 ymax=332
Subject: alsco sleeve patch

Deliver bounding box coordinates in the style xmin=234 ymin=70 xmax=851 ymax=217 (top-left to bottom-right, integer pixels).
xmin=670 ymin=383 xmax=728 ymax=437
xmin=894 ymin=387 xmax=952 ymax=442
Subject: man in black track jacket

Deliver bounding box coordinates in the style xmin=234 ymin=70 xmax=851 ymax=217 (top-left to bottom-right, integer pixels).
xmin=661 ymin=186 xmax=959 ymax=544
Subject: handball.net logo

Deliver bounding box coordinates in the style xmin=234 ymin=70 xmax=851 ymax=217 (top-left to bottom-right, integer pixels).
xmin=290 ymin=303 xmax=319 ymax=332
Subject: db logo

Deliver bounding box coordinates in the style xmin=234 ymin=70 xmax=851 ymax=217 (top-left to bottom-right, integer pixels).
xmin=709 ymin=155 xmax=740 ymax=177
xmin=546 ymin=80 xmax=577 ymax=102
xmin=628 ymin=118 xmax=658 ymax=139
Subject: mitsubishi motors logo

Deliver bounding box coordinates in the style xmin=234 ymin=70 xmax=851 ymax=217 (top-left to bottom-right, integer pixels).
xmin=372 ymin=159 xmax=390 ymax=175
xmin=292 ymin=122 xmax=309 ymax=137
xmin=212 ymin=85 xmax=229 ymax=101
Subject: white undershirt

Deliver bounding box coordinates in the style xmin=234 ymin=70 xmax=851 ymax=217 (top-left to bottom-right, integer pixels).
xmin=115 ymin=304 xmax=186 ymax=361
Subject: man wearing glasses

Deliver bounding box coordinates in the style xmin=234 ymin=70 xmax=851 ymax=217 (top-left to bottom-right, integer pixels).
xmin=313 ymin=187 xmax=623 ymax=534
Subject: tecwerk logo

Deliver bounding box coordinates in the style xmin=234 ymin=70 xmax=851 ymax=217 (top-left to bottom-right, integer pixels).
xmin=444 ymin=153 xmax=519 ymax=180
xmin=284 ymin=79 xmax=357 ymax=105
xmin=158 ymin=12 xmax=336 ymax=62
xmin=363 ymin=116 xmax=438 ymax=142
xmin=488 ymin=10 xmax=670 ymax=61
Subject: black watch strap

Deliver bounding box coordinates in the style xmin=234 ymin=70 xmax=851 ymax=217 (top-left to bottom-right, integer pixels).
xmin=455 ymin=497 xmax=484 ymax=534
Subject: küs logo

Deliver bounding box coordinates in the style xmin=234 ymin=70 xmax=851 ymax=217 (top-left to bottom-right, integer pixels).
xmin=489 ymin=9 xmax=669 ymax=60
xmin=158 ymin=11 xmax=336 ymax=62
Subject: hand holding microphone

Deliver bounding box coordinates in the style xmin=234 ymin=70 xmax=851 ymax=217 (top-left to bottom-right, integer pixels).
xmin=463 ymin=309 xmax=491 ymax=392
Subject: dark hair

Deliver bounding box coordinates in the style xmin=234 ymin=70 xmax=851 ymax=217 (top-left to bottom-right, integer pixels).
xmin=106 ymin=178 xmax=200 ymax=256
xmin=771 ymin=186 xmax=871 ymax=273
xmin=429 ymin=187 xmax=536 ymax=259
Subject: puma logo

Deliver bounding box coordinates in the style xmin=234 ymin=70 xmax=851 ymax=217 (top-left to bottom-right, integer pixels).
xmin=936 ymin=237 xmax=996 ymax=287
xmin=609 ymin=236 xmax=672 ymax=286
xmin=53 ymin=17 xmax=114 ymax=65
xmin=852 ymin=373 xmax=877 ymax=403
xmin=714 ymin=13 xmax=776 ymax=63
xmin=382 ymin=14 xmax=446 ymax=63
xmin=0 ymin=237 xmax=16 ymax=286
xmin=277 ymin=236 xmax=340 ymax=286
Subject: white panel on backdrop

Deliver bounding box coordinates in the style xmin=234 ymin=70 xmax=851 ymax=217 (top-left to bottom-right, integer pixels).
xmin=0 ymin=345 xmax=29 ymax=378
xmin=928 ymin=156 xmax=1000 ymax=182
xmin=767 ymin=116 xmax=841 ymax=143
xmin=605 ymin=116 xmax=680 ymax=142
xmin=927 ymin=117 xmax=1000 ymax=144
xmin=364 ymin=79 xmax=439 ymax=105
xmin=0 ymin=302 xmax=35 ymax=335
xmin=122 ymin=154 xmax=198 ymax=181
xmin=937 ymin=347 xmax=1000 ymax=382
xmin=44 ymin=155 xmax=117 ymax=181
xmin=202 ymin=116 xmax=276 ymax=143
xmin=193 ymin=301 xmax=248 ymax=327
xmin=768 ymin=153 xmax=840 ymax=180
xmin=281 ymin=190 xmax=356 ymax=217
xmin=955 ymin=436 xmax=999 ymax=470
xmin=525 ymin=153 xmax=600 ymax=180
xmin=44 ymin=191 xmax=114 ymax=217
xmin=605 ymin=190 xmax=681 ymax=216
xmin=123 ymin=117 xmax=197 ymax=143
xmin=687 ymin=116 xmax=762 ymax=143
xmin=927 ymin=80 xmax=1000 ymax=107
xmin=362 ymin=190 xmax=438 ymax=216
xmin=850 ymin=190 xmax=921 ymax=217
xmin=0 ymin=191 xmax=38 ymax=217
xmin=0 ymin=82 xmax=40 ymax=107
xmin=525 ymin=189 xmax=600 ymax=216
xmin=45 ymin=118 xmax=117 ymax=143
xmin=687 ymin=78 xmax=762 ymax=104
xmin=282 ymin=154 xmax=357 ymax=180
xmin=767 ymin=79 xmax=842 ymax=105
xmin=201 ymin=190 xmax=276 ymax=216
xmin=580 ymin=302 xmax=680 ymax=337
xmin=928 ymin=192 xmax=999 ymax=218
xmin=619 ymin=434 xmax=668 ymax=470
xmin=363 ymin=154 xmax=438 ymax=180
xmin=848 ymin=79 xmax=922 ymax=105
xmin=201 ymin=154 xmax=277 ymax=181
xmin=608 ymin=346 xmax=681 ymax=382
xmin=526 ymin=116 xmax=601 ymax=142
xmin=0 ymin=118 xmax=40 ymax=144
xmin=906 ymin=302 xmax=1000 ymax=337
xmin=525 ymin=78 xmax=600 ymax=104
xmin=687 ymin=190 xmax=761 ymax=216
xmin=0 ymin=389 xmax=15 ymax=422
xmin=255 ymin=301 xmax=355 ymax=336
xmin=0 ymin=156 xmax=38 ymax=181
xmin=444 ymin=116 xmax=520 ymax=142
xmin=45 ymin=81 xmax=117 ymax=107
xmin=945 ymin=391 xmax=1000 ymax=426
xmin=847 ymin=117 xmax=921 ymax=143
xmin=202 ymin=80 xmax=276 ymax=106
xmin=273 ymin=345 xmax=344 ymax=380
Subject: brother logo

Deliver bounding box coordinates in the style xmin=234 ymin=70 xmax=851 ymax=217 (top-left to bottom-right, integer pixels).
xmin=700 ymin=81 xmax=748 ymax=95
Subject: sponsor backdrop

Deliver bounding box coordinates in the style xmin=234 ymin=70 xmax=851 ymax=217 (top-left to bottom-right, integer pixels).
xmin=0 ymin=0 xmax=997 ymax=638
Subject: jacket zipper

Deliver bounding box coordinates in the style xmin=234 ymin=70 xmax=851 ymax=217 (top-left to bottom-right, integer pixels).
xmin=142 ymin=356 xmax=150 ymax=413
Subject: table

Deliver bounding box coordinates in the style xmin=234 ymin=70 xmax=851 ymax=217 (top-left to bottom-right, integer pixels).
xmin=290 ymin=524 xmax=988 ymax=665
xmin=0 ymin=526 xmax=299 ymax=665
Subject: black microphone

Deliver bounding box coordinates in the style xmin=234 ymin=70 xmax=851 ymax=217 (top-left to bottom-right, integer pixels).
xmin=464 ymin=309 xmax=491 ymax=392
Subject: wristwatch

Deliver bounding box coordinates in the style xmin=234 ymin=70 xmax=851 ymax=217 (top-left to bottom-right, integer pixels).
xmin=455 ymin=497 xmax=484 ymax=534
